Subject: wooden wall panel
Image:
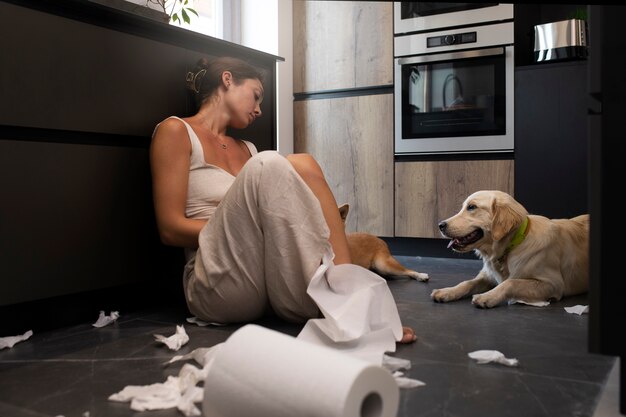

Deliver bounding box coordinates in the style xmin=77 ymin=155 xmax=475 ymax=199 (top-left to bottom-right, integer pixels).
xmin=294 ymin=94 xmax=394 ymax=236
xmin=293 ymin=1 xmax=393 ymax=93
xmin=395 ymin=160 xmax=515 ymax=238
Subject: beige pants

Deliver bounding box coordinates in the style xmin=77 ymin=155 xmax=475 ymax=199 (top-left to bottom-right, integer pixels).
xmin=184 ymin=151 xmax=333 ymax=324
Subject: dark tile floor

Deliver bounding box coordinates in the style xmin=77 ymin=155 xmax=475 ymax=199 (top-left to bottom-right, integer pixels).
xmin=0 ymin=256 xmax=619 ymax=417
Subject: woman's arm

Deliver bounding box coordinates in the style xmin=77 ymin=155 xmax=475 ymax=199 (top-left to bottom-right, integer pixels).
xmin=149 ymin=118 xmax=206 ymax=248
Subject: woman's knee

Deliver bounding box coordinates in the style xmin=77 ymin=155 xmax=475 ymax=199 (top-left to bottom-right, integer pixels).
xmin=286 ymin=153 xmax=324 ymax=183
xmin=242 ymin=150 xmax=292 ymax=178
xmin=250 ymin=150 xmax=288 ymax=166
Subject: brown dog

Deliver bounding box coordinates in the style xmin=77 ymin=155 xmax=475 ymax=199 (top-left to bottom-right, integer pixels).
xmin=339 ymin=204 xmax=429 ymax=281
xmin=432 ymin=190 xmax=589 ymax=308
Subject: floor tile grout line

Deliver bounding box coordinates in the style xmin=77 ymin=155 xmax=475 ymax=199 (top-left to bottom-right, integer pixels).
xmin=0 ymin=356 xmax=181 ymax=364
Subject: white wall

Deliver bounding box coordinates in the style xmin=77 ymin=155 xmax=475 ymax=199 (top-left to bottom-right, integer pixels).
xmin=240 ymin=0 xmax=293 ymax=155
xmin=276 ymin=0 xmax=294 ymax=155
xmin=241 ymin=0 xmax=276 ymax=54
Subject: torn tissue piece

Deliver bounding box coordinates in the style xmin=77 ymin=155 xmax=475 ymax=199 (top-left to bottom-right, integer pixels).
xmin=154 ymin=325 xmax=189 ymax=351
xmin=109 ymin=364 xmax=204 ymax=414
xmin=509 ymin=299 xmax=550 ymax=307
xmin=186 ymin=317 xmax=226 ymax=327
xmin=468 ymin=350 xmax=519 ymax=367
xmin=564 ymin=305 xmax=589 ymax=315
xmin=110 ymin=380 xmax=179 ymax=410
xmin=0 ymin=330 xmax=33 ymax=350
xmin=381 ymin=354 xmax=424 ymax=388
xmin=383 ymin=354 xmax=412 ymax=372
xmin=110 ymin=362 xmax=206 ymax=416
xmin=166 ymin=345 xmax=221 ymax=367
xmin=393 ymin=371 xmax=426 ymax=388
xmin=92 ymin=311 xmax=120 ymax=328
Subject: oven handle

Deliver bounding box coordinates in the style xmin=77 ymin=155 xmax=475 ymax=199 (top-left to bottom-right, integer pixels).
xmin=397 ymin=47 xmax=505 ymax=65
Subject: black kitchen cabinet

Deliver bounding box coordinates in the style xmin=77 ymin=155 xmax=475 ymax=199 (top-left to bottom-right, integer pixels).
xmin=514 ymin=60 xmax=588 ymax=219
xmin=0 ymin=0 xmax=282 ymax=332
xmin=0 ymin=0 xmax=279 ymax=143
xmin=587 ymin=5 xmax=626 ymax=415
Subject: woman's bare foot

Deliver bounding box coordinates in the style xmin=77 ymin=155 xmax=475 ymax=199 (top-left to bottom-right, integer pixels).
xmin=400 ymin=326 xmax=417 ymax=344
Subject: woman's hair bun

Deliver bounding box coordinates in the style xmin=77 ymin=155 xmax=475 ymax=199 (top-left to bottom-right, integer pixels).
xmin=186 ymin=56 xmax=264 ymax=109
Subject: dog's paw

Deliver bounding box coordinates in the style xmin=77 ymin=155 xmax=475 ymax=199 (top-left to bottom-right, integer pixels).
xmin=471 ymin=293 xmax=500 ymax=308
xmin=409 ymin=271 xmax=429 ymax=282
xmin=431 ymin=288 xmax=458 ymax=303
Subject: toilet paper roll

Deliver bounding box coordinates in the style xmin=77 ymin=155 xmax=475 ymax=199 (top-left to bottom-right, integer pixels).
xmin=203 ymin=324 xmax=399 ymax=417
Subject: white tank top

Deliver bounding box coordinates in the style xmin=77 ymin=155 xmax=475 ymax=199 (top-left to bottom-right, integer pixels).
xmin=165 ymin=116 xmax=258 ymax=221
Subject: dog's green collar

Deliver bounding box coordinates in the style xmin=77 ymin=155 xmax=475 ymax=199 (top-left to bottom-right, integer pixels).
xmin=495 ymin=217 xmax=530 ymax=271
xmin=507 ymin=217 xmax=530 ymax=252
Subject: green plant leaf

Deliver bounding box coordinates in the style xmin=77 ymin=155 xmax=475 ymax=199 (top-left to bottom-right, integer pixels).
xmin=568 ymin=8 xmax=588 ymax=21
xmin=187 ymin=7 xmax=199 ymax=17
xmin=181 ymin=8 xmax=190 ymax=24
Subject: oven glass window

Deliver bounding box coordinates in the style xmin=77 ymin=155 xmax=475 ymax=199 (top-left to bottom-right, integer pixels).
xmin=400 ymin=2 xmax=498 ymax=19
xmin=400 ymin=53 xmax=505 ymax=139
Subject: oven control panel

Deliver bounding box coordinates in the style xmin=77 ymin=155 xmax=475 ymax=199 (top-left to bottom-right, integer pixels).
xmin=394 ymin=21 xmax=513 ymax=58
xmin=427 ymin=31 xmax=477 ymax=48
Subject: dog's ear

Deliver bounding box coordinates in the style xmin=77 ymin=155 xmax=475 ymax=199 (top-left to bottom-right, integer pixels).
xmin=491 ymin=197 xmax=525 ymax=241
xmin=338 ymin=204 xmax=349 ymax=224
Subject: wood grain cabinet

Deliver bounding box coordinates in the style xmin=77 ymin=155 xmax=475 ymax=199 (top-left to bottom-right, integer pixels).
xmin=293 ymin=1 xmax=392 ymax=93
xmin=394 ymin=160 xmax=515 ymax=238
xmin=293 ymin=0 xmax=394 ymax=236
xmin=294 ymin=94 xmax=394 ymax=236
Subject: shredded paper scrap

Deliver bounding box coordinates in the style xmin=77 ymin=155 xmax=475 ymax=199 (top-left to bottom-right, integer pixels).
xmin=0 ymin=330 xmax=33 ymax=350
xmin=92 ymin=311 xmax=120 ymax=328
xmin=564 ymin=305 xmax=589 ymax=315
xmin=468 ymin=350 xmax=519 ymax=367
xmin=154 ymin=325 xmax=190 ymax=351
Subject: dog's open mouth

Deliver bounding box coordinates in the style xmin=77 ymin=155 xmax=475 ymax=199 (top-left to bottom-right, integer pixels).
xmin=447 ymin=229 xmax=484 ymax=251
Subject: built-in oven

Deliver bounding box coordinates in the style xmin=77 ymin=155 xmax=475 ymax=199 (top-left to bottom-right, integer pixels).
xmin=394 ymin=2 xmax=514 ymax=35
xmin=394 ymin=22 xmax=514 ymax=155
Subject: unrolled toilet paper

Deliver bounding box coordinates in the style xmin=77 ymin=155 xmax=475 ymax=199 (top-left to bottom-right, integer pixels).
xmin=203 ymin=324 xmax=399 ymax=417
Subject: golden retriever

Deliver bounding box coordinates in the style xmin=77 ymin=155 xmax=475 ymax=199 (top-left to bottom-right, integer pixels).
xmin=432 ymin=190 xmax=589 ymax=308
xmin=339 ymin=204 xmax=429 ymax=281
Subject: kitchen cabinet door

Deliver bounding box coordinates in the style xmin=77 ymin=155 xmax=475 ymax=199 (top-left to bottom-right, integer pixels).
xmin=294 ymin=94 xmax=394 ymax=237
xmin=395 ymin=159 xmax=514 ymax=238
xmin=514 ymin=61 xmax=588 ymax=219
xmin=293 ymin=1 xmax=393 ymax=93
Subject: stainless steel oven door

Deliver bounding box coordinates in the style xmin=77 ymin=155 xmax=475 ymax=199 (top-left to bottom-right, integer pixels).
xmin=394 ymin=45 xmax=514 ymax=155
xmin=394 ymin=2 xmax=513 ymax=35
